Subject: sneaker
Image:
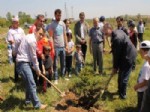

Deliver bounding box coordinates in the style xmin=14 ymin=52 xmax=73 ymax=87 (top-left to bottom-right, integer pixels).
xmin=69 ymin=74 xmax=72 ymax=78
xmin=54 ymin=80 xmax=58 ymax=85
xmin=65 ymin=78 xmax=69 ymax=81
xmin=25 ymin=100 xmax=31 ymax=105
xmin=39 ymin=104 xmax=47 ymax=110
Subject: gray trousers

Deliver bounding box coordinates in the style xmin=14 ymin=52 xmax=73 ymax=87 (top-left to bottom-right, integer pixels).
xmin=92 ymin=43 xmax=103 ymax=73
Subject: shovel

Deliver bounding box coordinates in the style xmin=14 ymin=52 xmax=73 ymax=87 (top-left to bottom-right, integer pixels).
xmin=40 ymin=73 xmax=66 ymax=97
xmin=100 ymin=74 xmax=113 ymax=98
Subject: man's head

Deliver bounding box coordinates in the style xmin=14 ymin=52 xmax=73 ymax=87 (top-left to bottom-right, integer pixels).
xmin=35 ymin=26 xmax=44 ymax=41
xmin=93 ymin=17 xmax=99 ymax=27
xmin=79 ymin=12 xmax=85 ymax=22
xmin=103 ymin=23 xmax=113 ymax=36
xmin=54 ymin=9 xmax=62 ymax=22
xmin=35 ymin=14 xmax=45 ymax=27
xmin=116 ymin=16 xmax=124 ymax=27
xmin=12 ymin=16 xmax=19 ymax=29
xmin=99 ymin=16 xmax=105 ymax=22
xmin=139 ymin=40 xmax=150 ymax=59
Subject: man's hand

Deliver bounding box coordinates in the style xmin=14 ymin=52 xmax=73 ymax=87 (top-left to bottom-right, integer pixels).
xmin=111 ymin=68 xmax=117 ymax=76
xmin=36 ymin=70 xmax=41 ymax=76
xmin=134 ymin=84 xmax=139 ymax=91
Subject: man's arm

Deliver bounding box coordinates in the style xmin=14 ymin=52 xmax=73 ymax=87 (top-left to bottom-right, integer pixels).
xmin=28 ymin=41 xmax=40 ymax=75
xmin=74 ymin=22 xmax=82 ymax=43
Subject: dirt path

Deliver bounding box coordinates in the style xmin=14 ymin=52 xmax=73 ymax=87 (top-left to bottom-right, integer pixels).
xmin=53 ymin=92 xmax=105 ymax=112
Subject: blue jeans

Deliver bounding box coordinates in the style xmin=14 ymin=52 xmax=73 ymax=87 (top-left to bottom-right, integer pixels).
xmin=16 ymin=62 xmax=41 ymax=108
xmin=75 ymin=62 xmax=82 ymax=75
xmin=118 ymin=65 xmax=133 ymax=99
xmin=54 ymin=47 xmax=66 ymax=80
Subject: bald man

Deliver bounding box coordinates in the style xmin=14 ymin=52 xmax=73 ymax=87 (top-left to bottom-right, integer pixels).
xmin=89 ymin=18 xmax=105 ymax=75
xmin=103 ymin=23 xmax=137 ymax=99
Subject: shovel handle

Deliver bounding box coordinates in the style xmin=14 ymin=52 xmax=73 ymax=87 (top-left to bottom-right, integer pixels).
xmin=104 ymin=75 xmax=113 ymax=90
xmin=40 ymin=74 xmax=63 ymax=95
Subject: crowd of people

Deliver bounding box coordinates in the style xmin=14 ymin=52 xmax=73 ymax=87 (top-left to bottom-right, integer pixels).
xmin=5 ymin=8 xmax=150 ymax=111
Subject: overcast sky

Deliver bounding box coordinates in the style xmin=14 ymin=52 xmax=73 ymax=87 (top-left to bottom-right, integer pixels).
xmin=0 ymin=0 xmax=149 ymax=19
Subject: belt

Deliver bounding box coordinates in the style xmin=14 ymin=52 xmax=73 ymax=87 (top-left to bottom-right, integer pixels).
xmin=93 ymin=41 xmax=103 ymax=44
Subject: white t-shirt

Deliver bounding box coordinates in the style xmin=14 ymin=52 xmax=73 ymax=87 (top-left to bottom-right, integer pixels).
xmin=137 ymin=61 xmax=150 ymax=92
xmin=66 ymin=40 xmax=74 ymax=56
xmin=7 ymin=27 xmax=25 ymax=56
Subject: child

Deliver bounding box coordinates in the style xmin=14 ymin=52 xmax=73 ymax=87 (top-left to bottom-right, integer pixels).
xmin=42 ymin=46 xmax=53 ymax=92
xmin=134 ymin=40 xmax=150 ymax=112
xmin=74 ymin=45 xmax=84 ymax=75
xmin=141 ymin=49 xmax=150 ymax=112
xmin=65 ymin=32 xmax=74 ymax=78
xmin=128 ymin=22 xmax=138 ymax=48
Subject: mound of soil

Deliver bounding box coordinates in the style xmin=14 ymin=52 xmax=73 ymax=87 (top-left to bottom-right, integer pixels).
xmin=53 ymin=92 xmax=105 ymax=112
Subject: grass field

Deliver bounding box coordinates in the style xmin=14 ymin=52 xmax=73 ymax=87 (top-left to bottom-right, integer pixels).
xmin=0 ymin=20 xmax=150 ymax=112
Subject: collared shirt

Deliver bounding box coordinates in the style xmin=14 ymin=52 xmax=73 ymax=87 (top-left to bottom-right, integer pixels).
xmin=7 ymin=27 xmax=25 ymax=56
xmin=89 ymin=27 xmax=103 ymax=43
xmin=16 ymin=33 xmax=39 ymax=71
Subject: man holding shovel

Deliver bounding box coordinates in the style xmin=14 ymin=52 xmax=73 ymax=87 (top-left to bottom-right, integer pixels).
xmin=16 ymin=27 xmax=47 ymax=109
xmin=103 ymin=23 xmax=137 ymax=99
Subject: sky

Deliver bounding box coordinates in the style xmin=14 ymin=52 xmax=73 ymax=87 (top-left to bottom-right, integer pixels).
xmin=0 ymin=0 xmax=150 ymax=20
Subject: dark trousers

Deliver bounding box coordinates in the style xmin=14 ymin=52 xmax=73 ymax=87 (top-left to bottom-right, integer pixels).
xmin=141 ymin=81 xmax=150 ymax=112
xmin=13 ymin=56 xmax=18 ymax=82
xmin=137 ymin=92 xmax=144 ymax=112
xmin=138 ymin=33 xmax=143 ymax=42
xmin=65 ymin=56 xmax=72 ymax=75
xmin=118 ymin=65 xmax=133 ymax=99
xmin=81 ymin=44 xmax=87 ymax=61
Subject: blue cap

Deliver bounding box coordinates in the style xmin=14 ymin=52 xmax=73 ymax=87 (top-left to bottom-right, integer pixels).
xmin=99 ymin=16 xmax=105 ymax=22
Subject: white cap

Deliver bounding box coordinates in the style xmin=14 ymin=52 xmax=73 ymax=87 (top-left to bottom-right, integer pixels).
xmin=140 ymin=40 xmax=150 ymax=49
xmin=12 ymin=16 xmax=19 ymax=22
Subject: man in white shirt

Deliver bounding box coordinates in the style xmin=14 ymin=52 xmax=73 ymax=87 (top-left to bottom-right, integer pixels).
xmin=74 ymin=12 xmax=89 ymax=61
xmin=16 ymin=27 xmax=47 ymax=109
xmin=6 ymin=16 xmax=25 ymax=82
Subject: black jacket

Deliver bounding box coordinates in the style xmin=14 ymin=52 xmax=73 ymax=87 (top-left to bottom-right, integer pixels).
xmin=111 ymin=30 xmax=137 ymax=70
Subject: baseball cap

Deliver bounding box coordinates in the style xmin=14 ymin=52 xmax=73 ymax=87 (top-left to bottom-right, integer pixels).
xmin=140 ymin=40 xmax=150 ymax=49
xmin=99 ymin=16 xmax=105 ymax=22
xmin=12 ymin=16 xmax=19 ymax=22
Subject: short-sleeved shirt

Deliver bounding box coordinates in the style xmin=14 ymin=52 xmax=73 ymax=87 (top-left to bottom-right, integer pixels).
xmin=137 ymin=61 xmax=150 ymax=92
xmin=49 ymin=20 xmax=66 ymax=48
xmin=89 ymin=27 xmax=103 ymax=43
xmin=66 ymin=40 xmax=74 ymax=56
xmin=7 ymin=27 xmax=25 ymax=55
xmin=43 ymin=55 xmax=53 ymax=70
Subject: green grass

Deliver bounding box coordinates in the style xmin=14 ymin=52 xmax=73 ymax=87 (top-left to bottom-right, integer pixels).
xmin=0 ymin=20 xmax=150 ymax=112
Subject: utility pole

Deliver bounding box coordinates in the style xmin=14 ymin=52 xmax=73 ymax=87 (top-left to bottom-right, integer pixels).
xmin=71 ymin=6 xmax=74 ymax=19
xmin=64 ymin=2 xmax=68 ymax=18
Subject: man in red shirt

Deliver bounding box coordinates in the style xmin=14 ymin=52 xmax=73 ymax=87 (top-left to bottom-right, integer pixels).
xmin=29 ymin=14 xmax=45 ymax=33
